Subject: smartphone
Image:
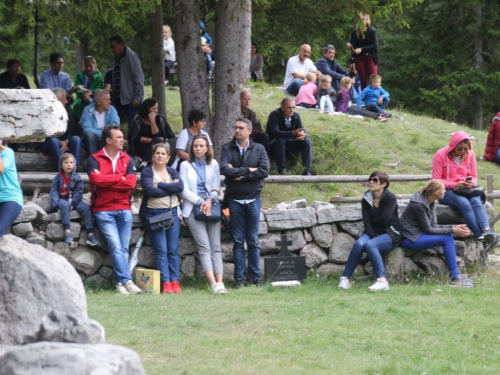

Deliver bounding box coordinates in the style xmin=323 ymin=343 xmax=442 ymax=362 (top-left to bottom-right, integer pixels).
xmin=466 ymin=176 xmax=472 ymax=182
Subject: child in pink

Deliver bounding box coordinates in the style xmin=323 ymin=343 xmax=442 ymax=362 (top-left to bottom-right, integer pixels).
xmin=295 ymin=72 xmax=317 ymax=108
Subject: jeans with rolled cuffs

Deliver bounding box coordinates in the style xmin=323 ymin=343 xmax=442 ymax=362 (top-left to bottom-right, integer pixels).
xmin=401 ymin=233 xmax=459 ymax=279
xmin=144 ymin=206 xmax=181 ymax=283
xmin=57 ymin=200 xmax=94 ymax=231
xmin=342 ymin=233 xmax=394 ymax=279
xmin=365 ymin=97 xmax=390 ymax=115
xmin=439 ymin=190 xmax=489 ymax=238
xmin=0 ymin=201 xmax=22 ymax=237
xmin=94 ymin=209 xmax=133 ymax=285
xmin=228 ymin=198 xmax=262 ymax=283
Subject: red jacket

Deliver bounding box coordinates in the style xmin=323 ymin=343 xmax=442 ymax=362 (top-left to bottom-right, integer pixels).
xmin=483 ymin=112 xmax=500 ymax=162
xmin=87 ymin=148 xmax=137 ymax=213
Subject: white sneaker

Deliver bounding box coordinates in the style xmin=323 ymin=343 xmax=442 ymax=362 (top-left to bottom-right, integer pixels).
xmin=211 ymin=282 xmax=227 ymax=294
xmin=368 ymin=278 xmax=389 ymax=291
xmin=338 ymin=276 xmax=351 ymax=289
xmin=116 ymin=282 xmax=129 ymax=295
xmin=125 ymin=280 xmax=142 ymax=294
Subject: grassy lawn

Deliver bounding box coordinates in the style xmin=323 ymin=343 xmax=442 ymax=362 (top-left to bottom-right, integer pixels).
xmin=87 ymin=269 xmax=500 ymax=374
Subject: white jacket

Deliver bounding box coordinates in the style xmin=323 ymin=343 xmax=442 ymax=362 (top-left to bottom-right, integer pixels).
xmin=180 ymin=159 xmax=221 ymax=218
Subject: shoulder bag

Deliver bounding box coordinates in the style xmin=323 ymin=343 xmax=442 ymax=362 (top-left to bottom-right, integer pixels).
xmin=147 ymin=185 xmax=173 ymax=232
xmin=453 ymin=186 xmax=486 ymax=204
xmin=189 ymin=163 xmax=221 ymax=222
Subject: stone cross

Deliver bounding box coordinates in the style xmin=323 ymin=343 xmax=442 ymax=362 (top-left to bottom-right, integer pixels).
xmin=276 ymin=233 xmax=293 ymax=257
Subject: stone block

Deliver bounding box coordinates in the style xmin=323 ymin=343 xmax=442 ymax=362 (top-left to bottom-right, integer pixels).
xmin=178 ymin=237 xmax=198 ymax=256
xmin=129 ymin=227 xmax=143 ymax=245
xmin=221 ymin=240 xmax=234 ymax=262
xmin=316 ymin=263 xmax=344 ymax=276
xmin=132 ymin=214 xmax=143 ymax=227
xmin=136 ymin=246 xmax=156 ymax=269
xmin=311 ymin=224 xmax=333 ymax=248
xmin=98 ymin=267 xmax=113 ymax=279
xmin=259 ymin=232 xmax=281 ymax=254
xmin=31 ymin=194 xmax=53 ymax=213
xmin=79 ymin=228 xmax=108 ymax=252
xmin=403 ymin=257 xmax=420 ymax=274
xmin=52 ymin=242 xmax=70 ymax=258
xmin=258 ymin=220 xmax=268 ymax=235
xmin=25 ymin=234 xmax=46 ymax=247
xmin=45 ymin=241 xmax=54 ymax=251
xmin=303 ymin=229 xmax=312 ymax=242
xmin=411 ymin=253 xmax=448 ymax=277
xmin=12 ymin=222 xmax=33 ymax=237
xmin=0 ymin=89 xmax=67 ymax=142
xmin=68 ymin=246 xmax=103 ymax=276
xmin=329 ymin=232 xmax=355 ymax=263
xmin=382 ymin=247 xmax=404 ymax=283
xmin=265 ymin=207 xmax=317 ymax=231
xmin=339 ymin=221 xmax=364 ymax=239
xmin=181 ymin=255 xmax=196 ymax=277
xmin=46 ymin=222 xmax=81 ymax=241
xmin=300 ymin=242 xmax=328 ymax=268
xmin=317 ymin=203 xmax=362 ymax=224
xmin=286 ymin=229 xmax=306 ymax=252
xmin=12 ymin=205 xmax=37 ymax=224
xmin=85 ymin=274 xmax=110 ymax=286
xmin=47 ymin=210 xmax=82 ymax=222
xmin=25 ymin=202 xmax=49 ymax=223
xmin=223 ymin=263 xmax=235 ymax=281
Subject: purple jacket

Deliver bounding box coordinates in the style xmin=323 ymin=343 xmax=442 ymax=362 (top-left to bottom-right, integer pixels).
xmin=336 ymin=89 xmax=351 ymax=113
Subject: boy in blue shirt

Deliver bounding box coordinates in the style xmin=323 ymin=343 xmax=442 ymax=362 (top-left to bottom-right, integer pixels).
xmin=357 ymin=74 xmax=392 ymax=121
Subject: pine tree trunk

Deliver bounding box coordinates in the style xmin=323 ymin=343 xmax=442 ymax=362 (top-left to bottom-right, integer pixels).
xmin=238 ymin=0 xmax=252 ymax=83
xmin=175 ymin=0 xmax=211 ymax=130
xmin=472 ymin=4 xmax=483 ymax=130
xmin=149 ymin=3 xmax=167 ymax=118
xmin=212 ymin=0 xmax=242 ymax=159
xmin=74 ymin=39 xmax=91 ymax=71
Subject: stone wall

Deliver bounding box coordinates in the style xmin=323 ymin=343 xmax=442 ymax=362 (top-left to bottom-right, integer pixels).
xmin=6 ymin=196 xmax=491 ymax=285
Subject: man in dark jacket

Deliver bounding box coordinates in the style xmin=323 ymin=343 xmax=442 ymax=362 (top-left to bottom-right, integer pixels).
xmin=221 ymin=118 xmax=270 ymax=288
xmin=266 ymin=98 xmax=312 ymax=175
xmin=240 ymin=90 xmax=269 ymax=156
xmin=316 ymin=45 xmax=349 ymax=91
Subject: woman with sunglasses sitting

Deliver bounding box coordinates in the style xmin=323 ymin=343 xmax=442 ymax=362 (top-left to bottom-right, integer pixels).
xmin=339 ymin=171 xmax=402 ymax=291
xmin=432 ymin=131 xmax=499 ymax=251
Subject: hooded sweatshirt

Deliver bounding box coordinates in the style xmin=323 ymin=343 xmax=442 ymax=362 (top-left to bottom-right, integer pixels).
xmin=50 ymin=153 xmax=83 ymax=210
xmin=483 ymin=112 xmax=500 ymax=162
xmin=400 ymin=191 xmax=453 ymax=242
xmin=432 ymin=130 xmax=477 ymax=189
xmin=200 ymin=22 xmax=212 ymax=46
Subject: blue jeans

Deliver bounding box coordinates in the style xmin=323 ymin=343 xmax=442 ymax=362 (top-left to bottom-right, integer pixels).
xmin=286 ymin=78 xmax=303 ymax=96
xmin=228 ymin=198 xmax=262 ymax=283
xmin=342 ymin=233 xmax=394 ymax=278
xmin=144 ymin=207 xmax=181 ymax=283
xmin=439 ymin=190 xmax=489 ymax=238
xmin=82 ymin=132 xmax=103 ymax=157
xmin=319 ymin=96 xmax=334 ymax=112
xmin=496 ymin=148 xmax=500 ymax=164
xmin=57 ymin=200 xmax=94 ymax=232
xmin=94 ymin=210 xmax=133 ymax=285
xmin=42 ymin=136 xmax=81 ymax=167
xmin=0 ymin=201 xmax=22 ymax=237
xmin=401 ymin=233 xmax=459 ymax=279
xmin=272 ymin=137 xmax=312 ymax=174
xmin=365 ymin=97 xmax=390 ymax=114
xmin=204 ymin=54 xmax=213 ymax=73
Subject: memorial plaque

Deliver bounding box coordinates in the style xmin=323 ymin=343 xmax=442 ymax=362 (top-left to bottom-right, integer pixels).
xmin=265 ymin=233 xmax=307 ymax=282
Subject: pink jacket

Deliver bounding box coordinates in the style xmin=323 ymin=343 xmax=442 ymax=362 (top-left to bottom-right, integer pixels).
xmin=432 ymin=131 xmax=477 ymax=189
xmin=295 ymin=81 xmax=317 ymax=106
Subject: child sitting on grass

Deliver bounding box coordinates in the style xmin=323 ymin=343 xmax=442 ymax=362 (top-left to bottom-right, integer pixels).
xmin=336 ymin=77 xmax=382 ymax=120
xmin=315 ymin=75 xmax=336 ymax=115
xmin=295 ymin=72 xmax=317 ymax=109
xmin=50 ymin=153 xmax=100 ymax=246
xmin=357 ymin=74 xmax=392 ymax=121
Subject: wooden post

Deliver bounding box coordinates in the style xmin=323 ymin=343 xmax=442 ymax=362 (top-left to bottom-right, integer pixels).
xmin=487 ymin=174 xmax=493 ymax=205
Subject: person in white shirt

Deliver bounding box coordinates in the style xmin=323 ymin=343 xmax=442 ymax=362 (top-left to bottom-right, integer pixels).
xmin=283 ymin=44 xmax=322 ymax=96
xmin=163 ymin=25 xmax=176 ymax=85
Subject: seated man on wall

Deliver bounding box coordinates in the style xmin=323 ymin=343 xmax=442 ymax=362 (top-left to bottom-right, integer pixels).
xmin=0 ymin=58 xmax=30 ymax=89
xmin=266 ymin=98 xmax=312 ymax=175
xmin=39 ymin=52 xmax=86 ymax=100
xmin=315 ymin=45 xmax=349 ymax=92
xmin=80 ymin=89 xmax=120 ymax=156
xmin=283 ymin=44 xmax=321 ymax=96
xmin=39 ymin=88 xmax=82 ymax=167
xmin=240 ymin=90 xmax=269 ymax=156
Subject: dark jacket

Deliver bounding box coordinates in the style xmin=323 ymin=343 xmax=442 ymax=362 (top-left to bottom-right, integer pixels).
xmin=242 ymin=108 xmax=263 ymax=136
xmin=200 ymin=22 xmax=213 ymax=46
xmin=0 ymin=71 xmax=30 ymax=89
xmin=127 ymin=114 xmax=175 ymax=157
xmin=139 ymin=165 xmax=184 ymax=221
xmin=400 ymin=191 xmax=453 ymax=242
xmin=315 ymin=87 xmax=336 ymax=105
xmin=220 ymin=138 xmax=270 ymax=200
xmin=40 ymin=104 xmax=77 ymax=150
xmin=49 ymin=153 xmax=83 ymax=210
xmin=266 ymin=108 xmax=305 ymax=141
xmin=315 ymin=56 xmax=349 ymax=81
xmin=349 ymin=27 xmax=379 ymax=64
xmin=361 ymin=188 xmax=402 ymax=246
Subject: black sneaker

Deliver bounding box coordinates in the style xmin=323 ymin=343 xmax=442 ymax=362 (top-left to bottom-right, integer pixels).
xmin=234 ymin=279 xmax=246 ymax=289
xmin=483 ymin=233 xmax=499 ymax=253
xmin=253 ymin=280 xmax=263 ymax=288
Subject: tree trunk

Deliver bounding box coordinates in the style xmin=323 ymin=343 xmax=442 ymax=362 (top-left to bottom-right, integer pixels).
xmin=174 ymin=0 xmax=211 ymax=130
xmin=212 ymin=0 xmax=242 ymax=160
xmin=149 ymin=3 xmax=167 ymax=118
xmin=74 ymin=39 xmax=91 ymax=71
xmin=472 ymin=4 xmax=483 ymax=130
xmin=33 ymin=8 xmax=40 ymax=88
xmin=237 ymin=0 xmax=252 ymax=83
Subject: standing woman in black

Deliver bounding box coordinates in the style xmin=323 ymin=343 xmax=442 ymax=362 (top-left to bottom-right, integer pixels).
xmin=346 ymin=13 xmax=378 ymax=90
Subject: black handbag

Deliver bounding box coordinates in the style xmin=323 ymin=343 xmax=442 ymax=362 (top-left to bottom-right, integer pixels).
xmin=189 ymin=163 xmax=221 ymax=222
xmin=454 ymin=186 xmax=486 ymax=204
xmin=148 ymin=210 xmax=173 ymax=231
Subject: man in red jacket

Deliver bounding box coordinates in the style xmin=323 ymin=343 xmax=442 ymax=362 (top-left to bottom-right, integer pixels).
xmin=87 ymin=125 xmax=141 ymax=295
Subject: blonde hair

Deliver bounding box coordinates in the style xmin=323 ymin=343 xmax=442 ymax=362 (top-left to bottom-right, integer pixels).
xmin=421 ymin=179 xmax=444 ymax=197
xmin=370 ymin=74 xmax=381 ymax=84
xmin=318 ymin=75 xmax=332 ymax=89
xmin=83 ymin=56 xmax=97 ymax=70
xmin=339 ymin=77 xmax=352 ymax=92
xmin=163 ymin=25 xmax=172 ymax=37
xmin=356 ymin=13 xmax=371 ymax=38
xmin=303 ymin=72 xmax=316 ymax=85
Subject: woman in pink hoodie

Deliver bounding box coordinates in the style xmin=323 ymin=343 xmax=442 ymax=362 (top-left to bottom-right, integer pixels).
xmin=432 ymin=131 xmax=499 ymax=251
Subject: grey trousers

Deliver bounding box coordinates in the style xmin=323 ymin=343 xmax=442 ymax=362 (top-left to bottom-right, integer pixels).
xmin=186 ymin=213 xmax=223 ymax=274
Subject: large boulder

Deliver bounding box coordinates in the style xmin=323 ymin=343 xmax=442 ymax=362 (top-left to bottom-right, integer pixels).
xmin=0 ymin=89 xmax=67 ymax=142
xmin=0 ymin=342 xmax=145 ymax=375
xmin=0 ymin=235 xmax=87 ymax=345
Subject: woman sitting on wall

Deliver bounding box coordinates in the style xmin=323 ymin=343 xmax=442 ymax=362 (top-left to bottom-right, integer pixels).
xmin=338 ymin=171 xmax=401 ymax=291
xmin=400 ymin=179 xmax=473 ymax=287
xmin=0 ymin=140 xmax=23 ymax=237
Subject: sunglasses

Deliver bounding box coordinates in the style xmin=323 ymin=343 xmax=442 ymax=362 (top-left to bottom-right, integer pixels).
xmin=368 ymin=177 xmax=380 ymax=183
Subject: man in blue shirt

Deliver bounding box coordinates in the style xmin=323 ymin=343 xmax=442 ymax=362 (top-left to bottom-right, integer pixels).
xmin=39 ymin=53 xmax=86 ymax=99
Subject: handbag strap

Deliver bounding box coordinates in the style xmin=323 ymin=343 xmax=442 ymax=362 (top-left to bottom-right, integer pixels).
xmin=189 ymin=162 xmax=212 ymax=199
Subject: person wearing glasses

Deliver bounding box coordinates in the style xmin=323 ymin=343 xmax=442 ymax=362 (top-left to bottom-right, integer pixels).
xmin=432 ymin=131 xmax=499 ymax=251
xmin=338 ymin=171 xmax=402 ymax=291
xmin=315 ymin=45 xmax=349 ymax=92
xmin=39 ymin=53 xmax=85 ymax=99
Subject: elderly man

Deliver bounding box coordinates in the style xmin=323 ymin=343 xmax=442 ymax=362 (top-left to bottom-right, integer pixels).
xmin=81 ymin=89 xmax=120 ymax=156
xmin=316 ymin=45 xmax=349 ymax=91
xmin=87 ymin=125 xmax=141 ymax=295
xmin=221 ymin=118 xmax=270 ymax=288
xmin=283 ymin=44 xmax=321 ymax=96
xmin=240 ymin=90 xmax=270 ymax=156
xmin=266 ymin=98 xmax=312 ymax=176
xmin=109 ymin=35 xmax=145 ymax=128
xmin=39 ymin=88 xmax=82 ymax=166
